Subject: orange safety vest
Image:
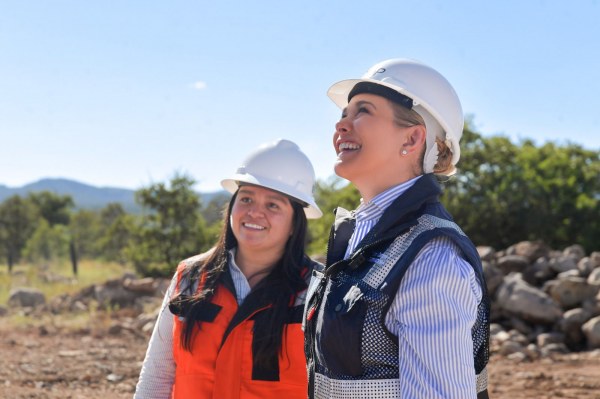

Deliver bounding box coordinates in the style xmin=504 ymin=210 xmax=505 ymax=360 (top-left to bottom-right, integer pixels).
xmin=171 ymin=261 xmax=309 ymax=399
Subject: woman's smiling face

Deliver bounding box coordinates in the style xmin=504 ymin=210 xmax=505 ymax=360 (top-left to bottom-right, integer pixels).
xmin=230 ymin=184 xmax=294 ymax=256
xmin=332 ymin=93 xmax=407 ymax=186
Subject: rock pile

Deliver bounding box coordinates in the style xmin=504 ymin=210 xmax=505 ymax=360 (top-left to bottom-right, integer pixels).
xmin=4 ymin=273 xmax=170 ymax=336
xmin=482 ymin=241 xmax=600 ymax=360
xmin=3 ymin=241 xmax=600 ymax=362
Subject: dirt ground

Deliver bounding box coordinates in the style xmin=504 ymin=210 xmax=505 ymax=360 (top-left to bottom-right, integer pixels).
xmin=1 ymin=321 xmax=600 ymax=399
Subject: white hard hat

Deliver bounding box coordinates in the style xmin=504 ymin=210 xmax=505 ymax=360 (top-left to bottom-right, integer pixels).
xmin=327 ymin=58 xmax=464 ymax=176
xmin=221 ymin=139 xmax=323 ymax=219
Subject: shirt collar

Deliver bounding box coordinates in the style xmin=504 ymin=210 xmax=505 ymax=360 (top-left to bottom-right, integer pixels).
xmin=354 ymin=175 xmax=422 ymax=222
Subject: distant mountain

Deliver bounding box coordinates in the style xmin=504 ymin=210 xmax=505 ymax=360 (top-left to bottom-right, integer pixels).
xmin=0 ymin=178 xmax=228 ymax=214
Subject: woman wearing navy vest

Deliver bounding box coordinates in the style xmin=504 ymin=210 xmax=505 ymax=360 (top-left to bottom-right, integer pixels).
xmin=303 ymin=59 xmax=490 ymax=398
xmin=135 ymin=139 xmax=323 ymax=398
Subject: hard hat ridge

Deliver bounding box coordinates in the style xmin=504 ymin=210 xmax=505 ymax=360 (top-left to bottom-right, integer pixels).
xmin=221 ymin=139 xmax=323 ymax=219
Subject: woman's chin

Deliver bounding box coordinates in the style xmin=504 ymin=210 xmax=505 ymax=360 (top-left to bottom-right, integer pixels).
xmin=333 ymin=161 xmax=355 ymax=181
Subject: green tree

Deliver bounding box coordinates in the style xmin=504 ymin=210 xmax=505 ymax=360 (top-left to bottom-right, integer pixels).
xmin=307 ymin=177 xmax=360 ymax=257
xmin=97 ymin=203 xmax=135 ymax=264
xmin=27 ymin=192 xmax=74 ymax=226
xmin=128 ymin=174 xmax=211 ymax=276
xmin=441 ymin=126 xmax=523 ymax=249
xmin=442 ymin=122 xmax=600 ymax=251
xmin=22 ymin=220 xmax=70 ymax=262
xmin=69 ymin=209 xmax=102 ymax=259
xmin=0 ymin=195 xmax=38 ymax=271
xmin=201 ymin=193 xmax=230 ymax=225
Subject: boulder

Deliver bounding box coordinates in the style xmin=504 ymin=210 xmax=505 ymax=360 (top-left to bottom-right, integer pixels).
xmin=496 ymin=255 xmax=529 ymax=275
xmin=549 ymin=277 xmax=598 ymax=309
xmin=582 ymin=291 xmax=600 ymax=317
xmin=540 ymin=343 xmax=569 ymax=357
xmin=8 ymin=288 xmax=46 ymax=308
xmin=563 ymin=244 xmax=586 ymax=263
xmin=482 ymin=261 xmax=504 ymax=297
xmin=477 ymin=246 xmax=496 ymax=262
xmin=94 ymin=279 xmax=138 ymax=308
xmin=536 ymin=332 xmax=565 ymax=348
xmin=549 ymin=255 xmax=578 ymax=274
xmin=582 ymin=316 xmax=600 ymax=349
xmin=123 ymin=277 xmax=158 ymax=295
xmin=522 ymin=258 xmax=555 ymax=287
xmin=510 ymin=241 xmax=550 ymax=262
xmin=578 ymin=257 xmax=597 ymax=278
xmin=588 ymin=268 xmax=600 ymax=286
xmin=559 ymin=308 xmax=593 ymax=350
xmin=496 ymin=274 xmax=563 ymax=324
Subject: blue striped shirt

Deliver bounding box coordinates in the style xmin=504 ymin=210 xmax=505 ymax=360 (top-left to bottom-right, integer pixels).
xmin=344 ymin=176 xmax=482 ymax=398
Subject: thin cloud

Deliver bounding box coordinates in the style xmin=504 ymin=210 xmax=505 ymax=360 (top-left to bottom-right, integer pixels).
xmin=192 ymin=81 xmax=207 ymax=90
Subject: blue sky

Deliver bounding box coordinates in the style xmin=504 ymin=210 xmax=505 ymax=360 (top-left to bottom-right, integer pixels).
xmin=1 ymin=0 xmax=599 ymax=192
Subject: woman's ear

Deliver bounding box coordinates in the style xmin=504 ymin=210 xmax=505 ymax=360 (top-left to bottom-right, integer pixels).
xmin=401 ymin=125 xmax=427 ymax=155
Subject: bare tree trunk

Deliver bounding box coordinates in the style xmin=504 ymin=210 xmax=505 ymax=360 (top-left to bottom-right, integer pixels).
xmin=69 ymin=240 xmax=78 ymax=276
xmin=7 ymin=251 xmax=13 ymax=273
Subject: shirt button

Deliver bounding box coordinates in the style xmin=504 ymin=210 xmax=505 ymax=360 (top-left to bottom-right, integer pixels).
xmin=335 ymin=304 xmax=342 ymax=312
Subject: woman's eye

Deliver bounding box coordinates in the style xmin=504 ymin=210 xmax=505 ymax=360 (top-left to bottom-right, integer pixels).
xmin=268 ymin=202 xmax=280 ymax=210
xmin=239 ymin=197 xmax=251 ymax=203
xmin=357 ymin=106 xmax=369 ymax=114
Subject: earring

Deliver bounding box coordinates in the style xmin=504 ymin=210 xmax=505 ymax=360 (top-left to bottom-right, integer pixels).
xmin=401 ymin=150 xmax=408 ymax=155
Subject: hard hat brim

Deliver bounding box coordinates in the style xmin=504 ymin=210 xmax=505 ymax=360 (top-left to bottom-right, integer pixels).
xmin=221 ymin=176 xmax=323 ymax=219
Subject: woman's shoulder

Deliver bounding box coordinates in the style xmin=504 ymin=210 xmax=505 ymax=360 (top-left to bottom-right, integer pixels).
xmin=176 ymin=247 xmax=217 ymax=273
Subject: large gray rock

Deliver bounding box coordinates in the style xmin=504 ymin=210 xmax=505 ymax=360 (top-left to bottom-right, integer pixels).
xmin=482 ymin=261 xmax=504 ymax=297
xmin=557 ymin=269 xmax=581 ymax=279
xmin=496 ymin=274 xmax=563 ymax=324
xmin=123 ymin=277 xmax=158 ymax=295
xmin=559 ymin=308 xmax=593 ymax=350
xmin=549 ymin=276 xmax=599 ymax=309
xmin=536 ymin=332 xmax=565 ymax=348
xmin=8 ymin=288 xmax=46 ymax=308
xmin=477 ymin=246 xmax=496 ymax=262
xmin=588 ymin=268 xmax=600 ymax=286
xmin=496 ymin=255 xmax=529 ymax=275
xmin=578 ymin=257 xmax=597 ymax=278
xmin=94 ymin=279 xmax=138 ymax=308
xmin=582 ymin=291 xmax=600 ymax=317
xmin=549 ymin=255 xmax=578 ymax=274
xmin=582 ymin=316 xmax=600 ymax=349
xmin=590 ymin=252 xmax=600 ymax=267
xmin=522 ymin=258 xmax=556 ymax=287
xmin=510 ymin=241 xmax=550 ymax=262
xmin=563 ymin=244 xmax=586 ymax=263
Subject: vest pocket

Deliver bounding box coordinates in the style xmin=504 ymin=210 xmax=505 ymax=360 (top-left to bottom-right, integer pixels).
xmin=317 ymin=281 xmax=367 ymax=376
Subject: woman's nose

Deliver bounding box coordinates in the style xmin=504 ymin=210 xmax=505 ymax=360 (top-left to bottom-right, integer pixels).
xmin=335 ymin=117 xmax=350 ymax=134
xmin=247 ymin=204 xmax=264 ymax=217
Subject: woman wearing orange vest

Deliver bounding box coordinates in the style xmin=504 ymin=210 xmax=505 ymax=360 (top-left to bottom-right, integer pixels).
xmin=135 ymin=139 xmax=322 ymax=399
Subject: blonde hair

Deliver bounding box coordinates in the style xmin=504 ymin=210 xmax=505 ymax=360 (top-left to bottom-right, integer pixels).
xmin=432 ymin=138 xmax=453 ymax=175
xmin=389 ymin=100 xmax=454 ymax=175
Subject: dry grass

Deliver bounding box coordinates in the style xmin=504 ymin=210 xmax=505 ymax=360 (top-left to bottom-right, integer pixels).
xmin=0 ymin=259 xmax=135 ymax=305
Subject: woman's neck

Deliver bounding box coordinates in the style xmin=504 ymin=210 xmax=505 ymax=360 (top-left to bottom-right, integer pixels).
xmin=356 ymin=174 xmax=418 ymax=203
xmin=234 ymin=247 xmax=282 ymax=288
